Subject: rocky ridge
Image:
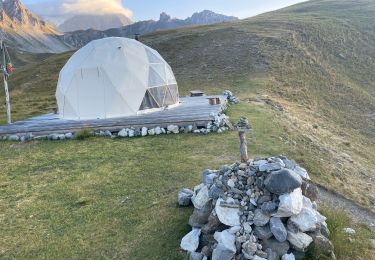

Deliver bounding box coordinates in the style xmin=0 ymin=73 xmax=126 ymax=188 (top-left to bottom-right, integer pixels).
xmin=0 ymin=0 xmax=71 ymax=53
xmin=178 ymin=157 xmax=335 ymax=260
xmin=61 ymin=10 xmax=238 ymax=48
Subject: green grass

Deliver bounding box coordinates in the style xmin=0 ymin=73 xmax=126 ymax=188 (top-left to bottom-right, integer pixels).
xmin=306 ymin=208 xmax=374 ymax=260
xmin=1 ymin=103 xmax=374 ymax=259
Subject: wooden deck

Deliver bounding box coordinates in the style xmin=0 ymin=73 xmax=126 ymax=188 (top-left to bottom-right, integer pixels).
xmin=0 ymin=96 xmax=227 ymax=137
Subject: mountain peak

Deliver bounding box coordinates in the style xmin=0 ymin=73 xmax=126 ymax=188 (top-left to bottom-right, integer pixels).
xmin=159 ymin=12 xmax=172 ymax=22
xmin=0 ymin=0 xmax=71 ymax=53
xmin=187 ymin=10 xmax=238 ymax=24
xmin=0 ymin=0 xmax=43 ymax=26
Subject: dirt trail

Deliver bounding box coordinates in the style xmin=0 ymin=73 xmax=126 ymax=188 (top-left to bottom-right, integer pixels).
xmin=316 ymin=184 xmax=375 ymax=228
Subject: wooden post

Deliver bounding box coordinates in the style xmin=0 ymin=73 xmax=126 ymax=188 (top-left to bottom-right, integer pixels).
xmin=235 ymin=117 xmax=252 ymax=163
xmin=238 ymin=130 xmax=248 ymax=162
xmin=1 ymin=40 xmax=11 ymax=124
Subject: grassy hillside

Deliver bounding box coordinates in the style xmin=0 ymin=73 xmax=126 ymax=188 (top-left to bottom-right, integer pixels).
xmin=1 ymin=0 xmax=375 ymax=258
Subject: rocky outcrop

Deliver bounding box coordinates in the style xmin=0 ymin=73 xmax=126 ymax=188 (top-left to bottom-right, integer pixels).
xmin=0 ymin=0 xmax=71 ymax=53
xmin=178 ymin=156 xmax=335 ymax=259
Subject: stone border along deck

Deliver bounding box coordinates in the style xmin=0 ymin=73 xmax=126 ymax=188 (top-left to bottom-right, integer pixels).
xmin=0 ymin=95 xmax=233 ymax=141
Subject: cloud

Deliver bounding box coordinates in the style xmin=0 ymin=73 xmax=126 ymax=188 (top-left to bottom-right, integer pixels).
xmin=63 ymin=0 xmax=133 ymax=17
xmin=26 ymin=0 xmax=133 ymax=26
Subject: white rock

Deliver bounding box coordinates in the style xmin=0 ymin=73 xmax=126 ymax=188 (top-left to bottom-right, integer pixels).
xmin=250 ymin=198 xmax=257 ymax=206
xmin=57 ymin=134 xmax=66 ymax=140
xmin=282 ymin=253 xmax=296 ymax=260
xmin=187 ymin=125 xmax=193 ymax=132
xmin=242 ymin=241 xmax=258 ymax=258
xmin=148 ymin=128 xmax=155 ymax=136
xmin=344 ymin=227 xmax=356 ymax=234
xmin=181 ymin=228 xmax=201 ymax=252
xmin=192 ymin=185 xmax=210 ymax=209
xmin=118 ymin=129 xmax=128 ymax=137
xmin=273 ymin=188 xmax=303 ymax=217
xmin=215 ymin=198 xmax=241 ymax=226
xmin=253 ymin=256 xmax=267 ymax=260
xmin=167 ymin=125 xmax=179 ymax=134
xmin=289 ymin=206 xmax=325 ymax=232
xmin=155 ymin=127 xmax=162 ymax=135
xmin=228 ymin=226 xmax=241 ymax=234
xmin=104 ymin=130 xmax=112 ymax=136
xmin=161 ymin=128 xmax=166 ymax=134
xmin=253 ymin=160 xmax=268 ymax=166
xmin=227 ymin=179 xmax=235 ymax=188
xmin=128 ymin=129 xmax=135 ymax=137
xmin=253 ymin=209 xmax=270 ymax=226
xmin=212 ymin=230 xmax=236 ymax=260
xmin=243 ymin=222 xmax=252 ymax=234
xmin=65 ymin=132 xmax=74 ymax=139
xmin=189 ymin=252 xmax=204 ymax=260
xmin=287 ymin=231 xmax=313 ymax=252
xmin=141 ymin=127 xmax=148 ymax=136
xmin=294 ymin=166 xmax=311 ymax=180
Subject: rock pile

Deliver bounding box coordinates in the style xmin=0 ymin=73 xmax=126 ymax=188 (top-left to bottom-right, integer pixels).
xmin=223 ymin=90 xmax=240 ymax=104
xmin=178 ymin=156 xmax=335 ymax=260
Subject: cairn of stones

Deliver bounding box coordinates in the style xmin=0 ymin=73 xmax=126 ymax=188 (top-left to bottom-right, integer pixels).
xmin=178 ymin=156 xmax=335 ymax=260
xmin=223 ymin=90 xmax=240 ymax=104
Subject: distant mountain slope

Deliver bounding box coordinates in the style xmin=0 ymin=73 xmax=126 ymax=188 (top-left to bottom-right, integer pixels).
xmin=61 ymin=10 xmax=238 ymax=48
xmin=0 ymin=0 xmax=71 ymax=53
xmin=58 ymin=13 xmax=132 ymax=32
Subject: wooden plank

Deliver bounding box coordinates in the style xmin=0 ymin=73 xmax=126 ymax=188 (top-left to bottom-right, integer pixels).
xmin=0 ymin=95 xmax=228 ymax=136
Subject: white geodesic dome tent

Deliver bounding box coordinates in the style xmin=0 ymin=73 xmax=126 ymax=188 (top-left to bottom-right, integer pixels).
xmin=56 ymin=37 xmax=179 ymax=120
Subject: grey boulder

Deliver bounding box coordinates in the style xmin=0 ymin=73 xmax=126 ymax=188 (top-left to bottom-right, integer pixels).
xmin=192 ymin=185 xmax=211 ymax=209
xmin=264 ymin=169 xmax=302 ymax=195
xmin=253 ymin=209 xmax=270 ymax=227
xmin=178 ymin=188 xmax=194 ymax=206
xmin=270 ymin=217 xmax=287 ymax=242
xmin=262 ymin=239 xmax=290 ymax=257
xmin=189 ymin=201 xmax=213 ymax=228
xmin=287 ymin=232 xmax=313 ymax=252
xmin=254 ymin=225 xmax=273 ymax=240
xmin=242 ymin=241 xmax=258 ymax=258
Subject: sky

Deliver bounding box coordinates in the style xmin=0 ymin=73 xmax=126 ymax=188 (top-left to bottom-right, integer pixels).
xmin=23 ymin=0 xmax=307 ymax=24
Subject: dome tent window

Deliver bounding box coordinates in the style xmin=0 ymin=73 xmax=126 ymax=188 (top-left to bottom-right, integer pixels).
xmin=56 ymin=37 xmax=179 ymax=120
xmin=139 ymin=84 xmax=179 ymax=110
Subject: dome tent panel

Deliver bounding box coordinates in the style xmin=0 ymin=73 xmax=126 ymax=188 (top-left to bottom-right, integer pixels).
xmin=76 ymin=68 xmax=107 ymax=120
xmin=164 ymin=84 xmax=179 ymax=105
xmin=145 ymin=47 xmax=165 ymax=64
xmin=58 ymin=46 xmax=96 ymax=95
xmin=100 ymin=67 xmax=137 ymax=117
xmin=165 ymin=65 xmax=177 ymax=85
xmin=55 ymin=37 xmax=180 ymax=120
xmin=148 ymin=86 xmax=167 ymax=106
xmin=148 ymin=65 xmax=167 ymax=87
xmin=59 ymin=72 xmax=80 ymax=118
